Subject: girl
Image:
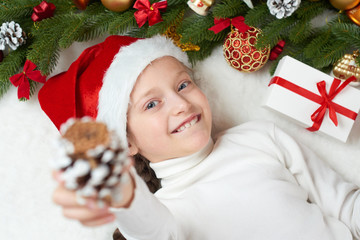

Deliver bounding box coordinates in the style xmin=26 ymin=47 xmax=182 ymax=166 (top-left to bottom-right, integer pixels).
xmin=39 ymin=35 xmax=360 ymax=240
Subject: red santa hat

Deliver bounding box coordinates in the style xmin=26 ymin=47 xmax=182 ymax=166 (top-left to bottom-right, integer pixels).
xmin=38 ymin=35 xmax=191 ymax=148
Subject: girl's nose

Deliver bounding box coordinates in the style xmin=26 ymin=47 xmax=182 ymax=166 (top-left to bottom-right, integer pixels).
xmin=170 ymin=94 xmax=191 ymax=115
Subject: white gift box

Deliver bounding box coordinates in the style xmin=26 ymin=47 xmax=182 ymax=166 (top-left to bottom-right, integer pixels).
xmin=265 ymin=55 xmax=360 ymax=142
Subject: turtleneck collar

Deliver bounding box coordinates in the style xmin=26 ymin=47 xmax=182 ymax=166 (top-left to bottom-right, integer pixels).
xmin=150 ymin=139 xmax=214 ymax=179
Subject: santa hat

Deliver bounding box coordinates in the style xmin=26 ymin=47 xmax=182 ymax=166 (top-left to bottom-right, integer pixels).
xmin=38 ymin=35 xmax=191 ymax=149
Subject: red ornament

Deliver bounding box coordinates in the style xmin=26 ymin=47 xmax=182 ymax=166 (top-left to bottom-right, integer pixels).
xmin=133 ymin=0 xmax=167 ymax=28
xmin=223 ymin=27 xmax=270 ymax=72
xmin=9 ymin=60 xmax=47 ymax=100
xmin=73 ymin=0 xmax=90 ymax=10
xmin=269 ymin=40 xmax=285 ymax=60
xmin=31 ymin=1 xmax=56 ymax=22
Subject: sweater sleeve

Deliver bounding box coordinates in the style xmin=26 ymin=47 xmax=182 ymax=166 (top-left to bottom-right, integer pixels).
xmin=110 ymin=167 xmax=179 ymax=240
xmin=271 ymin=124 xmax=360 ymax=238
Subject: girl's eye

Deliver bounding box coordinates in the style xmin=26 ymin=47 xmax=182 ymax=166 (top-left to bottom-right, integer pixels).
xmin=178 ymin=81 xmax=190 ymax=91
xmin=145 ymin=100 xmax=159 ymax=110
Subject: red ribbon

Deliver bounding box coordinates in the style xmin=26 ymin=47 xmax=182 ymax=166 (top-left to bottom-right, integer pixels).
xmin=9 ymin=60 xmax=47 ymax=100
xmin=269 ymin=40 xmax=285 ymax=60
xmin=31 ymin=1 xmax=56 ymax=22
xmin=208 ymin=16 xmax=251 ymax=34
xmin=134 ymin=0 xmax=167 ymax=28
xmin=269 ymin=76 xmax=357 ymax=132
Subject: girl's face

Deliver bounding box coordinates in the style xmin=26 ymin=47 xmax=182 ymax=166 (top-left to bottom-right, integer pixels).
xmin=127 ymin=56 xmax=212 ymax=163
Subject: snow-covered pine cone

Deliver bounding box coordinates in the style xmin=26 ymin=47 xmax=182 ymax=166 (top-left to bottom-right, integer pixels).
xmin=267 ymin=0 xmax=301 ymax=19
xmin=52 ymin=117 xmax=129 ymax=205
xmin=0 ymin=21 xmax=26 ymax=51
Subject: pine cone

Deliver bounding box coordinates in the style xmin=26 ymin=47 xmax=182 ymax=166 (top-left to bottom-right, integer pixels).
xmin=53 ymin=117 xmax=129 ymax=205
xmin=0 ymin=21 xmax=26 ymax=51
xmin=267 ymin=0 xmax=301 ymax=19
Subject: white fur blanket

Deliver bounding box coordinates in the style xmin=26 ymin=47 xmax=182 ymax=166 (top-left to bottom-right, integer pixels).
xmin=1 ymin=37 xmax=359 ymax=240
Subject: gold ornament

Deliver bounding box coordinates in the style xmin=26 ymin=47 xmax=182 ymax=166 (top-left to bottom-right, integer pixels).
xmin=187 ymin=0 xmax=215 ymax=16
xmin=101 ymin=0 xmax=134 ymax=12
xmin=163 ymin=25 xmax=200 ymax=52
xmin=223 ymin=27 xmax=270 ymax=72
xmin=329 ymin=0 xmax=360 ymax=10
xmin=333 ymin=51 xmax=360 ymax=82
xmin=73 ymin=0 xmax=90 ymax=10
xmin=346 ymin=4 xmax=360 ymax=25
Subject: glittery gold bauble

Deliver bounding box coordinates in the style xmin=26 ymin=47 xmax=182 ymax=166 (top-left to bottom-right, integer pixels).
xmin=163 ymin=25 xmax=200 ymax=52
xmin=333 ymin=51 xmax=360 ymax=82
xmin=187 ymin=0 xmax=215 ymax=16
xmin=223 ymin=27 xmax=270 ymax=72
xmin=101 ymin=0 xmax=134 ymax=12
xmin=73 ymin=0 xmax=90 ymax=10
xmin=329 ymin=0 xmax=360 ymax=10
xmin=346 ymin=4 xmax=360 ymax=25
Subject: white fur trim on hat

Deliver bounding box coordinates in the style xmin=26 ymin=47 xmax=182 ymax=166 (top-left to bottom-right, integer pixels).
xmin=97 ymin=35 xmax=191 ymax=149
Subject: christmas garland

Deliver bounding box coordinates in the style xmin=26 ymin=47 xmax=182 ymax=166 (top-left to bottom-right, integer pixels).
xmin=0 ymin=0 xmax=359 ymax=100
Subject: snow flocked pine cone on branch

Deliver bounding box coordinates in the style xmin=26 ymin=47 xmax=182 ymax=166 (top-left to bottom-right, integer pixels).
xmin=52 ymin=117 xmax=130 ymax=206
xmin=0 ymin=21 xmax=26 ymax=51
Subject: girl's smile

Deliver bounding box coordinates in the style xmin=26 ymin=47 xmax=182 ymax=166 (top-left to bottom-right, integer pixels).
xmin=126 ymin=56 xmax=212 ymax=163
xmin=172 ymin=114 xmax=201 ymax=134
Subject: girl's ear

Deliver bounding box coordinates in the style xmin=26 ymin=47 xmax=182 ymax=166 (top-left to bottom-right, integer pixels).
xmin=127 ymin=136 xmax=139 ymax=156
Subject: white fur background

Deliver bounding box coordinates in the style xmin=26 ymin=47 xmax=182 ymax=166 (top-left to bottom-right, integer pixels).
xmin=1 ymin=37 xmax=359 ymax=240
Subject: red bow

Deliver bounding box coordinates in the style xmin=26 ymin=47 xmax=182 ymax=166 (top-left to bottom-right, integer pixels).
xmin=307 ymin=76 xmax=356 ymax=131
xmin=208 ymin=16 xmax=251 ymax=34
xmin=134 ymin=0 xmax=167 ymax=28
xmin=9 ymin=60 xmax=47 ymax=100
xmin=31 ymin=1 xmax=56 ymax=22
xmin=269 ymin=76 xmax=357 ymax=132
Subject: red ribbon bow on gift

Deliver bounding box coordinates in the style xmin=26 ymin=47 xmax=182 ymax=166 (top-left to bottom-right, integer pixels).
xmin=269 ymin=76 xmax=357 ymax=132
xmin=208 ymin=16 xmax=251 ymax=34
xmin=9 ymin=60 xmax=47 ymax=100
xmin=307 ymin=76 xmax=356 ymax=131
xmin=31 ymin=1 xmax=56 ymax=22
xmin=134 ymin=0 xmax=167 ymax=28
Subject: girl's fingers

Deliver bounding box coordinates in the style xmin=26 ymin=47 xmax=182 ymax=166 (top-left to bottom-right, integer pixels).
xmin=62 ymin=206 xmax=111 ymax=222
xmin=52 ymin=185 xmax=79 ymax=207
xmin=53 ymin=185 xmax=101 ymax=209
xmin=52 ymin=170 xmax=64 ymax=183
xmin=80 ymin=214 xmax=116 ymax=227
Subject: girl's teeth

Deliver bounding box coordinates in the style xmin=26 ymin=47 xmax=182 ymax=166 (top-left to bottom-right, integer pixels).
xmin=176 ymin=116 xmax=198 ymax=132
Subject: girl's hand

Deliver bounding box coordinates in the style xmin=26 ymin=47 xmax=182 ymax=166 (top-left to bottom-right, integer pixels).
xmin=52 ymin=183 xmax=115 ymax=226
xmin=52 ymin=168 xmax=135 ymax=226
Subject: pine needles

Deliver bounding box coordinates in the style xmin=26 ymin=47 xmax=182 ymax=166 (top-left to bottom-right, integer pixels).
xmin=0 ymin=0 xmax=359 ymax=100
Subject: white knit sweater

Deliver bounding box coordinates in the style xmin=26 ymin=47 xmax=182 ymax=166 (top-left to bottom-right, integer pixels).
xmin=111 ymin=121 xmax=360 ymax=240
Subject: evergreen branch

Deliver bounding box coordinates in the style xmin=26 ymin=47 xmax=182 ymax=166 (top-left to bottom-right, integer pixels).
xmin=186 ymin=40 xmax=221 ymax=65
xmin=295 ymin=0 xmax=329 ymax=20
xmin=288 ymin=19 xmax=312 ymax=44
xmin=303 ymin=28 xmax=331 ymax=58
xmin=58 ymin=14 xmax=85 ymax=48
xmin=211 ymin=0 xmax=248 ymax=18
xmin=108 ymin=10 xmax=138 ymax=35
xmin=311 ymin=40 xmax=349 ymax=68
xmin=179 ymin=14 xmax=216 ymax=44
xmin=146 ymin=5 xmax=186 ymax=37
xmin=167 ymin=0 xmax=186 ymax=7
xmin=245 ymin=3 xmax=273 ymax=28
xmin=257 ymin=16 xmax=297 ymax=48
xmin=331 ymin=22 xmax=360 ymax=49
xmin=0 ymin=1 xmax=34 ymax=23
